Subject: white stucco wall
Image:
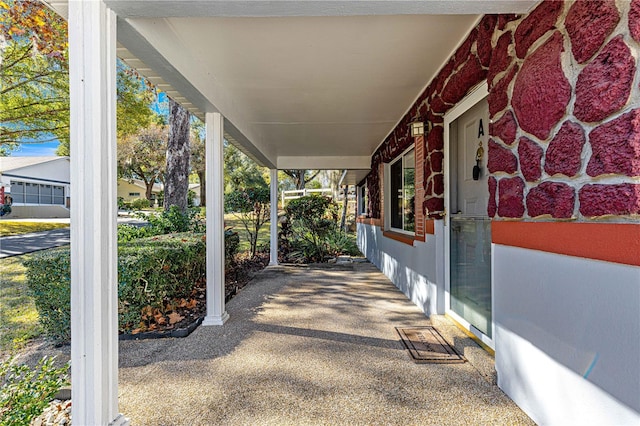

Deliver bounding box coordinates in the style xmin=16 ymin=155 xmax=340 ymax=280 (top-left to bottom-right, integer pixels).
xmin=358 ymin=221 xmax=640 ymax=424
xmin=357 ymin=222 xmax=443 ymax=316
xmin=494 ymin=245 xmax=640 ymax=425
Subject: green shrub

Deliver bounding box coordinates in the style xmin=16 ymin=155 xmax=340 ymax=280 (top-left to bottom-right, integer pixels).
xmin=0 ymin=356 xmax=69 ymax=426
xmin=224 ymin=228 xmax=240 ymax=265
xmin=142 ymin=205 xmax=204 ymax=234
xmin=130 ymin=197 xmax=151 ymax=210
xmin=25 ymin=233 xmax=205 ymax=343
xmin=23 ymin=248 xmax=71 ymax=344
xmin=117 ymin=223 xmax=153 ymax=242
xmin=117 ymin=206 xmax=204 ymax=243
xmin=187 ymin=189 xmax=196 ymax=207
xmin=118 ymin=233 xmax=206 ymax=330
xmin=280 ymin=196 xmax=360 ymax=262
xmin=284 ymin=196 xmax=336 ymax=262
xmin=324 ymin=229 xmax=360 ymax=257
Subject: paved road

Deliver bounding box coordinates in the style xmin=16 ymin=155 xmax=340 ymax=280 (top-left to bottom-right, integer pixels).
xmin=0 ymin=228 xmax=71 ymax=258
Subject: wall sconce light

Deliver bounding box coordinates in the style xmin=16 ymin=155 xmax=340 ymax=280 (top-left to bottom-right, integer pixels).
xmin=410 ymin=120 xmax=427 ymax=137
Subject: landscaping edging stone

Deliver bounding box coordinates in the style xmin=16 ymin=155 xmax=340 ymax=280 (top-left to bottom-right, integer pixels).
xmin=119 ymin=317 xmax=203 ymax=341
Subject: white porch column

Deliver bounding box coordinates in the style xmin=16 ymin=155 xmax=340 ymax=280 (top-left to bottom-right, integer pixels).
xmin=69 ymin=1 xmax=127 ymax=425
xmin=269 ymin=169 xmax=278 ymax=266
xmin=203 ymin=112 xmax=229 ymax=325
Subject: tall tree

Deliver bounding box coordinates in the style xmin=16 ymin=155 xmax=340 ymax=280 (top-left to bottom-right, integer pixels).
xmin=0 ymin=0 xmax=69 ymax=155
xmin=224 ymin=142 xmax=268 ymax=192
xmin=117 ymin=122 xmax=167 ymax=203
xmin=190 ymin=119 xmax=206 ymax=206
xmin=164 ymin=98 xmax=190 ymax=212
xmin=283 ymin=169 xmax=321 ymax=190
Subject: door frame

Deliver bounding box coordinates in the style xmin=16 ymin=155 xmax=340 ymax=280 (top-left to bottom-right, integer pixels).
xmin=443 ymin=81 xmax=495 ymax=350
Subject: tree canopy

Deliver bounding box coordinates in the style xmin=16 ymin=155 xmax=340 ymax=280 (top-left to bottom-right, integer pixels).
xmin=116 ymin=60 xmax=156 ymax=139
xmin=117 ymin=122 xmax=167 ymax=202
xmin=282 ymin=169 xmax=321 ymax=190
xmin=0 ymin=0 xmax=69 ymax=155
xmin=1 ymin=2 xmax=156 ymax=156
xmin=224 ymin=142 xmax=268 ymax=192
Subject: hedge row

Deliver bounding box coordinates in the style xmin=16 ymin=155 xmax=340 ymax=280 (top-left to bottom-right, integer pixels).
xmin=24 ymin=233 xmax=209 ymax=344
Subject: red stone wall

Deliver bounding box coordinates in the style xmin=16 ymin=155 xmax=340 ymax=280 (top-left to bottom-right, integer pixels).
xmin=367 ymin=0 xmax=640 ymax=222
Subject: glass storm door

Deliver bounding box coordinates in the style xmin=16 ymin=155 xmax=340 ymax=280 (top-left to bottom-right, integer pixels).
xmin=449 ymin=97 xmax=492 ymax=338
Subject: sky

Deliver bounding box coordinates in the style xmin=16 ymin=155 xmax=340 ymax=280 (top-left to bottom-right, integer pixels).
xmin=11 ymin=141 xmax=60 ymax=157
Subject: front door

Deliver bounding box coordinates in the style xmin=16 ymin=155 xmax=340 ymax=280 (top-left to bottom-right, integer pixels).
xmin=448 ymin=97 xmax=492 ymax=340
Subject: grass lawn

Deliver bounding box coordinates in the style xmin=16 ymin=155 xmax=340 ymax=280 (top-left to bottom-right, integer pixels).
xmin=0 ymin=254 xmax=43 ymax=354
xmin=224 ymin=213 xmax=272 ymax=253
xmin=0 ymin=216 xmax=268 ymax=355
xmin=0 ymin=221 xmax=69 ymax=237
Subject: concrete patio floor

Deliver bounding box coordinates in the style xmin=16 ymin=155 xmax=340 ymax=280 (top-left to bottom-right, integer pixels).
xmin=118 ymin=262 xmax=534 ymax=425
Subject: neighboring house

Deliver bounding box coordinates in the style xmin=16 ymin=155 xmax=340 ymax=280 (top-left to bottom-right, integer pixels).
xmin=188 ymin=183 xmax=201 ymax=207
xmin=117 ymin=178 xmax=163 ymax=207
xmin=0 ymin=156 xmax=70 ymax=218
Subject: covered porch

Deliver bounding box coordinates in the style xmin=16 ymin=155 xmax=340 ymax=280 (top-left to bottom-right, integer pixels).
xmin=43 ymin=1 xmax=539 ymax=423
xmin=117 ymin=262 xmax=532 ymax=425
xmin=42 ymin=0 xmax=640 ymax=423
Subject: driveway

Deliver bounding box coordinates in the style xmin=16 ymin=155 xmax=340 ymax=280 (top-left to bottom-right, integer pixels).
xmin=0 ymin=216 xmax=149 ymax=258
xmin=118 ymin=263 xmax=533 ymax=425
xmin=0 ymin=228 xmax=70 ymax=258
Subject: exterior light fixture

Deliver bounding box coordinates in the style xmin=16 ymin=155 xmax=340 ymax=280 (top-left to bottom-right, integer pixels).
xmin=410 ymin=120 xmax=426 ymax=137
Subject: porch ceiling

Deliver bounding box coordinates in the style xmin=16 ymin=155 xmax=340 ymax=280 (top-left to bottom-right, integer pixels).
xmin=47 ymin=1 xmax=537 ymax=170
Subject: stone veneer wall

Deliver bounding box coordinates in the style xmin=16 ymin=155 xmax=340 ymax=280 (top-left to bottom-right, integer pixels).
xmin=366 ymin=0 xmax=640 ymax=222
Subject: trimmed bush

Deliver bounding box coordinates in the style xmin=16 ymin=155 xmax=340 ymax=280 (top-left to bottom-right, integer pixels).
xmin=24 ymin=233 xmax=207 ymax=343
xmin=118 ymin=233 xmax=207 ymax=330
xmin=23 ymin=247 xmax=71 ymax=344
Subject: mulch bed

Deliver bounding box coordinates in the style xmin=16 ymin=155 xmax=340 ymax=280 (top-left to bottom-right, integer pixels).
xmin=120 ymin=252 xmax=270 ymax=340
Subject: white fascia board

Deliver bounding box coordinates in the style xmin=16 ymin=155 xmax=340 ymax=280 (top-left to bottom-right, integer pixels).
xmin=104 ymin=1 xmax=539 ymax=18
xmin=277 ymin=156 xmax=371 ymax=170
xmin=340 ymin=169 xmax=371 ymax=186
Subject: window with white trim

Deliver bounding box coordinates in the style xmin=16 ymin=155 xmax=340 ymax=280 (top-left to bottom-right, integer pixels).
xmin=387 ymin=147 xmax=415 ymax=233
xmin=358 ymin=181 xmax=368 ymax=216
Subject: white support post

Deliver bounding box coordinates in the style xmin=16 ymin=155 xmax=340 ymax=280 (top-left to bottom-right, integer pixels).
xmin=68 ymin=1 xmax=127 ymax=424
xmin=269 ymin=169 xmax=278 ymax=266
xmin=203 ymin=112 xmax=229 ymax=326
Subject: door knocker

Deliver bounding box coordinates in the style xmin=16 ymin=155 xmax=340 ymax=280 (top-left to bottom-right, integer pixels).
xmin=473 ymin=141 xmax=484 ymax=181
